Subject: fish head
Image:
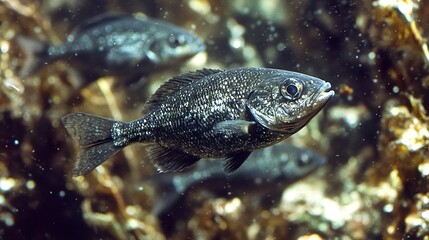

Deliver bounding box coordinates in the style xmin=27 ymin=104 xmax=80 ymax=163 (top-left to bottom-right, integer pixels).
xmin=247 ymin=70 xmax=334 ymax=134
xmin=147 ymin=24 xmax=206 ymax=65
xmin=276 ymin=147 xmax=326 ymax=180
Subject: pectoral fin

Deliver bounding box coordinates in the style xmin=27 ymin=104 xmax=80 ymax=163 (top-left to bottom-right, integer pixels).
xmin=213 ymin=120 xmax=255 ymax=136
xmin=223 ymin=151 xmax=252 ymax=173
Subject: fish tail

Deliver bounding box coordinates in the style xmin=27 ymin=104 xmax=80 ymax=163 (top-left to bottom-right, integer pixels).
xmin=61 ymin=112 xmax=122 ymax=176
xmin=15 ymin=35 xmax=50 ymax=78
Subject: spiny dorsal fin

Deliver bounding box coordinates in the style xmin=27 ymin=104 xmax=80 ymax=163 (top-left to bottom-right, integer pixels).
xmin=142 ymin=68 xmax=223 ymax=114
xmin=70 ymin=12 xmax=131 ymax=38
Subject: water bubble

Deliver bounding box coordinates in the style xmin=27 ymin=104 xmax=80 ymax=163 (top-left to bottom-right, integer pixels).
xmin=59 ymin=191 xmax=65 ymax=197
xmin=26 ymin=180 xmax=36 ymax=190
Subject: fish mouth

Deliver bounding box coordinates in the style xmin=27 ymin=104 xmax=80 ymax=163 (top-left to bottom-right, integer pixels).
xmin=198 ymin=41 xmax=207 ymax=51
xmin=193 ymin=39 xmax=207 ymax=53
xmin=312 ymin=82 xmax=334 ymax=104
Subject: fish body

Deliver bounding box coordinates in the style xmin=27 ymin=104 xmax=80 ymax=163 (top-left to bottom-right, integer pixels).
xmin=62 ymin=67 xmax=334 ymax=175
xmin=17 ymin=13 xmax=205 ymax=78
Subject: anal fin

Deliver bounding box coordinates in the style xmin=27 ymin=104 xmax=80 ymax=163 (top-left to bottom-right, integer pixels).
xmin=147 ymin=144 xmax=200 ymax=172
xmin=223 ymin=151 xmax=251 ymax=173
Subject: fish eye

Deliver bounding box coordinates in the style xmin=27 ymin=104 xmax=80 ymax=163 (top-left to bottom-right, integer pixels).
xmin=280 ymin=78 xmax=303 ymax=101
xmin=168 ymin=34 xmax=186 ymax=48
xmin=297 ymin=154 xmax=310 ymax=167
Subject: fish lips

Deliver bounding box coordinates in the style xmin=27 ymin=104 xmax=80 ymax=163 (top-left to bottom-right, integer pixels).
xmin=185 ymin=38 xmax=206 ymax=55
xmin=194 ymin=39 xmax=206 ymax=52
xmin=311 ymin=82 xmax=334 ymax=106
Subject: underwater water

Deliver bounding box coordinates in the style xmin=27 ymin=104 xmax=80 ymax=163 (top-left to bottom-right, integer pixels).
xmin=1 ymin=0 xmax=429 ymax=239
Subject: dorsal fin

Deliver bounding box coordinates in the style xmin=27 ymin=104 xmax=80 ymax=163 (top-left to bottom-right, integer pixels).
xmin=70 ymin=12 xmax=132 ymax=38
xmin=142 ymin=68 xmax=223 ymax=114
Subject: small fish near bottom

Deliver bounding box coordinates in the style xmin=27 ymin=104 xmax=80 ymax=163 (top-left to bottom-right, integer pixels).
xmin=144 ymin=142 xmax=326 ymax=216
xmin=142 ymin=142 xmax=326 ymax=235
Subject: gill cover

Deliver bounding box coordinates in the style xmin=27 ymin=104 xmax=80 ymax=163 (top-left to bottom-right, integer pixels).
xmin=246 ymin=78 xmax=304 ymax=133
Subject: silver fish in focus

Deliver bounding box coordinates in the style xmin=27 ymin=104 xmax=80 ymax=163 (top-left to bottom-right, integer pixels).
xmin=62 ymin=67 xmax=334 ymax=175
xmin=16 ymin=13 xmax=205 ymax=79
xmin=144 ymin=142 xmax=326 ymax=216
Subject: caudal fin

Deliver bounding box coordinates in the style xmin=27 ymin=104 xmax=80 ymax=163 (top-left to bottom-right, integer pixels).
xmin=61 ymin=112 xmax=121 ymax=176
xmin=15 ymin=35 xmax=50 ymax=78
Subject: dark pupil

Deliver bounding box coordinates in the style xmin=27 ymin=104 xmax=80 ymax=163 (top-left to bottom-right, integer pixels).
xmin=170 ymin=36 xmax=182 ymax=47
xmin=286 ymin=84 xmax=298 ymax=96
xmin=297 ymin=154 xmax=310 ymax=167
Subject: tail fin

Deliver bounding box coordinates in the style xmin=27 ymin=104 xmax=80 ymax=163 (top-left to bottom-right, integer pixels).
xmin=15 ymin=35 xmax=50 ymax=78
xmin=61 ymin=112 xmax=121 ymax=176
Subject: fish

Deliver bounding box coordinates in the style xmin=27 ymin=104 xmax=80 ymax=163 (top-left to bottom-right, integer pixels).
xmin=16 ymin=13 xmax=206 ymax=81
xmin=62 ymin=67 xmax=334 ymax=176
xmin=142 ymin=142 xmax=326 ymax=216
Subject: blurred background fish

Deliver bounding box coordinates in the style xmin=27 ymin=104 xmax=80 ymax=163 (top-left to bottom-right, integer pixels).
xmin=139 ymin=142 xmax=325 ymax=234
xmin=16 ymin=12 xmax=206 ymax=88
